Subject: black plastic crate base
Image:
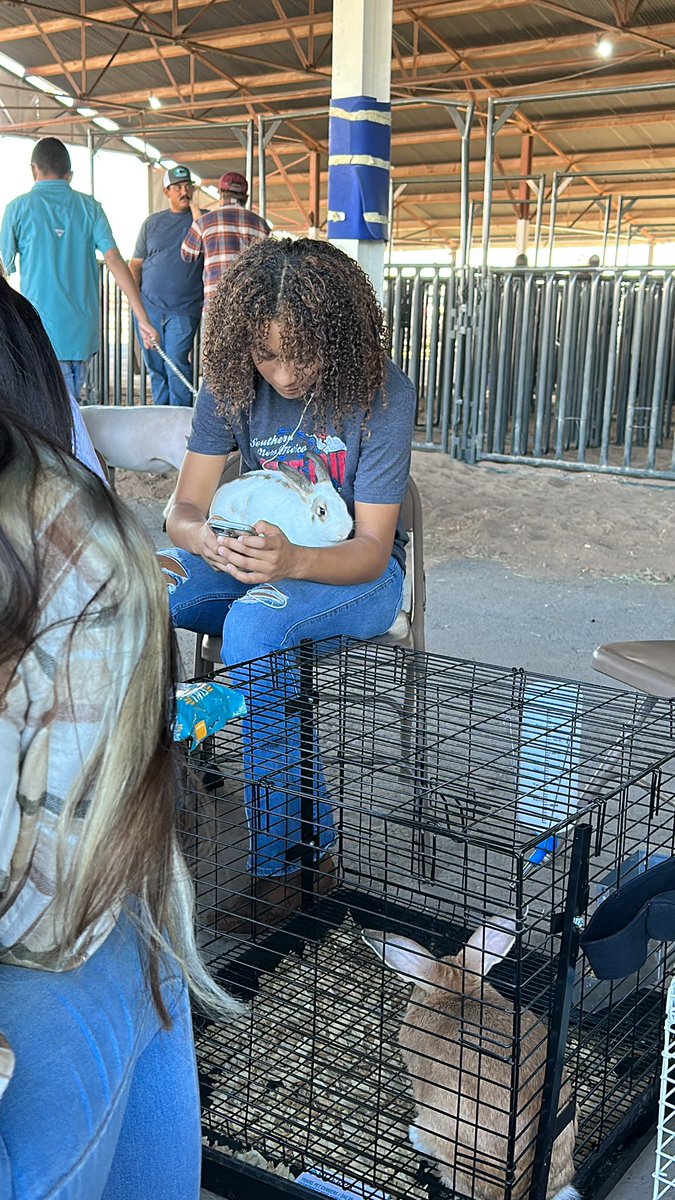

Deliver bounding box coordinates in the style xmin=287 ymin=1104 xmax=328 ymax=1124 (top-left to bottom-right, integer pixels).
xmin=196 ymin=890 xmax=662 ymax=1200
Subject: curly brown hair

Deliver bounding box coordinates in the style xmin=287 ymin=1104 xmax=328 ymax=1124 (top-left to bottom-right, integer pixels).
xmin=202 ymin=237 xmax=387 ymax=430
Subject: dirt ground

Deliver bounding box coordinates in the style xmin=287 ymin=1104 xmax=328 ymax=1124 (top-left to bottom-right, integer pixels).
xmin=116 ymin=451 xmax=675 ymax=585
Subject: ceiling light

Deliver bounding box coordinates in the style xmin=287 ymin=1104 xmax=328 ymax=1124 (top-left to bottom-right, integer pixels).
xmin=190 ymin=172 xmax=202 ymax=186
xmin=55 ymin=94 xmax=76 ymax=108
xmin=148 ymin=94 xmax=162 ymax=110
xmin=0 ymin=51 xmax=26 ymax=78
xmin=595 ymin=35 xmax=614 ymax=58
xmin=123 ymin=135 xmax=161 ymax=160
xmin=92 ymin=116 xmax=120 ymax=132
xmin=77 ymin=106 xmax=98 ymax=117
xmin=160 ymin=157 xmax=178 ymax=169
xmin=26 ymin=74 xmax=66 ymax=95
xmin=123 ymin=135 xmax=147 ymax=152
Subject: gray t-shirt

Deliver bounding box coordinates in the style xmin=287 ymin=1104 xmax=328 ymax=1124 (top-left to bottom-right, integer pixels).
xmin=187 ymin=358 xmax=416 ymax=569
xmin=133 ymin=209 xmax=203 ymax=316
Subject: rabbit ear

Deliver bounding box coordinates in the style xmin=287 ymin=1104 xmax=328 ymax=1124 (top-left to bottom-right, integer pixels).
xmin=277 ymin=463 xmax=312 ymax=494
xmin=362 ymin=930 xmax=442 ymax=993
xmin=306 ymin=450 xmax=331 ymax=483
xmin=462 ymin=912 xmax=518 ymax=978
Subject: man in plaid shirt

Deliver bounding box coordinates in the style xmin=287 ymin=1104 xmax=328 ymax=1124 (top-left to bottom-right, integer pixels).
xmin=181 ymin=171 xmax=270 ymax=308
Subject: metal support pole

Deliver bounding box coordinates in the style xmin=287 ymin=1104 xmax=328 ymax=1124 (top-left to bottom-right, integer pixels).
xmin=258 ymin=115 xmax=267 ymax=220
xmin=614 ymin=195 xmax=624 ymax=267
xmin=257 ymin=116 xmax=282 ymax=223
xmin=328 ymin=0 xmax=393 ymax=300
xmin=446 ymin=102 xmax=473 ymax=269
xmin=481 ymin=100 xmax=517 ymax=269
xmin=246 ymin=119 xmax=254 ymax=209
xmin=533 ymin=175 xmax=545 ymax=266
xmin=481 ymin=99 xmax=495 ymax=270
xmin=460 ymin=103 xmax=474 ymax=268
xmin=309 ymin=148 xmax=321 ymax=237
xmin=516 ymin=132 xmax=533 ymax=253
xmin=547 ymin=172 xmax=559 ymax=268
xmin=601 ymin=196 xmax=612 ymax=265
xmin=386 ymin=178 xmax=394 ymax=270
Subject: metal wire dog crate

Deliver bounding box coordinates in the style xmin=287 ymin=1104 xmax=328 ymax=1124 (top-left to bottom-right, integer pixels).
xmin=654 ymin=978 xmax=675 ymax=1199
xmin=180 ymin=640 xmax=675 ymax=1200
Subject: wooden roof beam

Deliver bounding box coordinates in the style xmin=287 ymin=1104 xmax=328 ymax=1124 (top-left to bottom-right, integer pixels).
xmin=83 ymin=56 xmax=675 ymax=116
xmin=0 ymin=0 xmax=531 ymax=48
xmin=34 ymin=21 xmax=664 ymax=84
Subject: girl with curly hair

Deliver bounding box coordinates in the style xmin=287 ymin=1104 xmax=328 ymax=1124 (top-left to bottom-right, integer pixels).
xmin=162 ymin=237 xmax=416 ymax=914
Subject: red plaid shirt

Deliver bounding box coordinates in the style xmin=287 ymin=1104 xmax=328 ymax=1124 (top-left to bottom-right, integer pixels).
xmin=180 ymin=201 xmax=270 ymax=307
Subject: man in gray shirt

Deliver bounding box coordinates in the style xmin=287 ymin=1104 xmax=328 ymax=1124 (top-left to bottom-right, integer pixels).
xmin=130 ymin=165 xmax=203 ymax=406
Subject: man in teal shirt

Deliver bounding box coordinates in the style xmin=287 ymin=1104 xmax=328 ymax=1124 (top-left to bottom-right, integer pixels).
xmin=0 ymin=137 xmax=158 ymax=399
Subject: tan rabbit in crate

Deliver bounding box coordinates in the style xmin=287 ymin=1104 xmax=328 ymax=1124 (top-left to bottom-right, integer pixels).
xmin=362 ymin=915 xmax=578 ymax=1200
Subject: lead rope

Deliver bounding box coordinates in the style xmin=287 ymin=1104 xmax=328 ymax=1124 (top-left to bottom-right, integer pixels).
xmin=150 ymin=340 xmax=200 ymax=400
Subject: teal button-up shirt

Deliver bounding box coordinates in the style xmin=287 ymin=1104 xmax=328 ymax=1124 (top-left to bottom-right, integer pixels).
xmin=0 ymin=180 xmax=117 ymax=361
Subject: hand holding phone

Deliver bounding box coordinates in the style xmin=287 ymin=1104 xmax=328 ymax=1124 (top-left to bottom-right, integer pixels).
xmin=207 ymin=517 xmax=258 ymax=538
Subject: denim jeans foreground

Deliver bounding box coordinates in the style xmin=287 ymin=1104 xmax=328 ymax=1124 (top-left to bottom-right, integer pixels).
xmin=0 ymin=912 xmax=200 ymax=1200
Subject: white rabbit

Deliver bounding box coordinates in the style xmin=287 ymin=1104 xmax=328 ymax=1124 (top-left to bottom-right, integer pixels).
xmin=362 ymin=916 xmax=578 ymax=1200
xmin=209 ymin=451 xmax=353 ymax=548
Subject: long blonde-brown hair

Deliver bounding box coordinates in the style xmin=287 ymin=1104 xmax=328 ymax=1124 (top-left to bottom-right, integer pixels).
xmin=0 ymin=418 xmax=241 ymax=1025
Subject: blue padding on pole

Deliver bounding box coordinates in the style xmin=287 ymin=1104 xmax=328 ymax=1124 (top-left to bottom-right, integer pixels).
xmin=328 ymin=94 xmax=391 ymax=242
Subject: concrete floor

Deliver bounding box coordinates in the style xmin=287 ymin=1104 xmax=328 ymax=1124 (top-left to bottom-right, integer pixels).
xmin=132 ymin=498 xmax=670 ymax=1200
xmin=606 ymin=1139 xmax=656 ymax=1200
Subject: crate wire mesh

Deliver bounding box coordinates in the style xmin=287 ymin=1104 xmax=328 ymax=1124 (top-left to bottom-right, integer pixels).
xmin=654 ymin=978 xmax=675 ymax=1198
xmin=180 ymin=639 xmax=675 ymax=1200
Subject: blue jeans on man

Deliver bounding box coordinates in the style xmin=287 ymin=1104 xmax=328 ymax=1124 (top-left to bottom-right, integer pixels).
xmin=60 ymin=359 xmax=89 ymax=401
xmin=139 ymin=301 xmax=199 ymax=407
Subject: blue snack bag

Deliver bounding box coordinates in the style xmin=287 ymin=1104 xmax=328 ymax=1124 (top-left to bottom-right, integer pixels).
xmin=173 ymin=680 xmax=247 ymax=750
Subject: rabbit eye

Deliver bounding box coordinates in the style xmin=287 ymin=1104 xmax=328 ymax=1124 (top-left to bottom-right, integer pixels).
xmin=317 ymin=503 xmax=327 ymax=519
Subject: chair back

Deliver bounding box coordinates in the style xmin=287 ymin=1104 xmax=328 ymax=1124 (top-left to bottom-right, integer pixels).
xmin=374 ymin=474 xmax=425 ymax=654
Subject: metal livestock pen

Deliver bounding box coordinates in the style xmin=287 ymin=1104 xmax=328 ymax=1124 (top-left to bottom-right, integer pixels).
xmin=90 ymin=261 xmax=675 ymax=481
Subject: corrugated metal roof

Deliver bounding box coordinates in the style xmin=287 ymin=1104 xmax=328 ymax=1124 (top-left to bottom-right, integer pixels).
xmin=2 ymin=0 xmax=675 ymax=243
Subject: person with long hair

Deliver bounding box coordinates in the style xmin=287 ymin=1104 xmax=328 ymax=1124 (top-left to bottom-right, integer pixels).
xmin=161 ymin=236 xmax=416 ymax=917
xmin=0 ymin=285 xmax=240 ymax=1198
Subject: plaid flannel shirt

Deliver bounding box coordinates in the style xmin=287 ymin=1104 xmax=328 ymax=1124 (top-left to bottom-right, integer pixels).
xmin=0 ymin=471 xmax=145 ymax=1102
xmin=180 ymin=200 xmax=270 ymax=307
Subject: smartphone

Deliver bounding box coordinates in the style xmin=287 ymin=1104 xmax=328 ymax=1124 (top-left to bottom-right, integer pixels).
xmin=207 ymin=517 xmax=257 ymax=537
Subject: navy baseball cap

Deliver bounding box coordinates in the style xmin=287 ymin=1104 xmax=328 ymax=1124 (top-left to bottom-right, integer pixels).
xmin=163 ymin=164 xmax=192 ymax=188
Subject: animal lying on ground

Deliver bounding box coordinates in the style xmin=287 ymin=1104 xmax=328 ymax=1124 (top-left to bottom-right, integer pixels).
xmin=80 ymin=404 xmax=193 ymax=474
xmin=362 ymin=915 xmax=579 ymax=1200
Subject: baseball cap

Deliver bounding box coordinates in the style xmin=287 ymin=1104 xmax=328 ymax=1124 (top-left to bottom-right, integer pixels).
xmin=163 ymin=164 xmax=193 ymax=188
xmin=219 ymin=171 xmax=248 ymax=195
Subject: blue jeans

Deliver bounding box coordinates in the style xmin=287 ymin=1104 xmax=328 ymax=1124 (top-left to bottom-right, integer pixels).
xmin=161 ymin=550 xmax=404 ymax=876
xmin=139 ymin=302 xmax=199 ymax=407
xmin=59 ymin=359 xmax=89 ymax=401
xmin=0 ymin=913 xmax=200 ymax=1200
